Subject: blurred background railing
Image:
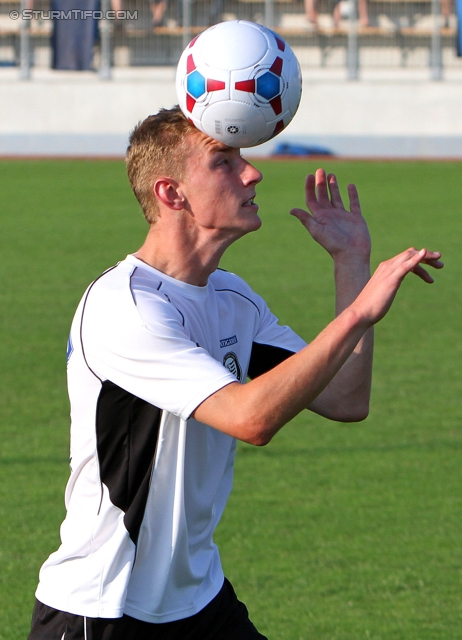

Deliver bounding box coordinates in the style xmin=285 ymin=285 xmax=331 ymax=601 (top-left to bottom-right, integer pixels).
xmin=0 ymin=0 xmax=460 ymax=78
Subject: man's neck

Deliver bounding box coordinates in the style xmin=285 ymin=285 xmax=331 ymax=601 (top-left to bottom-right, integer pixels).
xmin=134 ymin=224 xmax=232 ymax=287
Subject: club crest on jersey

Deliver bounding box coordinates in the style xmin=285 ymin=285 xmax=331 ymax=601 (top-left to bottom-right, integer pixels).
xmin=223 ymin=352 xmax=242 ymax=382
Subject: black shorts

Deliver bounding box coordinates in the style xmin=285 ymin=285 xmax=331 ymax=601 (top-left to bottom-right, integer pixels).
xmin=28 ymin=578 xmax=268 ymax=640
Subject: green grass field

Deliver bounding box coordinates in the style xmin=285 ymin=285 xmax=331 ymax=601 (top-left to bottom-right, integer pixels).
xmin=0 ymin=158 xmax=461 ymax=639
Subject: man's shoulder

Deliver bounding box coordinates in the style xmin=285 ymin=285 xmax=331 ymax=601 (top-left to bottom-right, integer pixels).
xmin=210 ymin=268 xmax=253 ymax=293
xmin=210 ymin=269 xmax=266 ymax=313
xmin=89 ymin=257 xmax=166 ymax=299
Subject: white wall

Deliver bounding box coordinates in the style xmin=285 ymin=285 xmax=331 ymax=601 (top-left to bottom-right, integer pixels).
xmin=1 ymin=66 xmax=462 ymax=157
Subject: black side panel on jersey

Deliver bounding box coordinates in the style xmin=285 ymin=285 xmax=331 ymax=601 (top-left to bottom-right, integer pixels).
xmin=247 ymin=342 xmax=295 ymax=379
xmin=96 ymin=381 xmax=161 ymax=544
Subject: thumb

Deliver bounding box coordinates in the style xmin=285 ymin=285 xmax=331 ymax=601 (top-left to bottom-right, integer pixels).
xmin=290 ymin=208 xmax=317 ymax=232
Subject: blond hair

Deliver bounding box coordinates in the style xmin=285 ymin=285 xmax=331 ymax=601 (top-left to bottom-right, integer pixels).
xmin=126 ymin=106 xmax=197 ymax=223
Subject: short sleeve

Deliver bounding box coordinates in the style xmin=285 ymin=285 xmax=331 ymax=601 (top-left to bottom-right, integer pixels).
xmin=248 ymin=295 xmax=307 ymax=379
xmin=78 ymin=271 xmax=237 ymax=421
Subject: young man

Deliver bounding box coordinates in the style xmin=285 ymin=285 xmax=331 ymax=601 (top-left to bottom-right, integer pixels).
xmin=28 ymin=106 xmax=443 ymax=640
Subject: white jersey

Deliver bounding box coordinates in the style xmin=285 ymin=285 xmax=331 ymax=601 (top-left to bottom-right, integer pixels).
xmin=35 ymin=255 xmax=307 ymax=624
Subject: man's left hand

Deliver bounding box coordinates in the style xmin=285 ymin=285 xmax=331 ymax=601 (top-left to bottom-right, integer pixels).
xmin=290 ymin=168 xmax=371 ymax=262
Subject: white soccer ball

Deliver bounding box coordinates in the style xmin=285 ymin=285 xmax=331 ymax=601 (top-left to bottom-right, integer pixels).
xmin=175 ymin=20 xmax=302 ymax=148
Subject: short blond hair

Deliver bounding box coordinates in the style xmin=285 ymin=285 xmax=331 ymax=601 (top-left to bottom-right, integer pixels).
xmin=126 ymin=106 xmax=197 ymax=223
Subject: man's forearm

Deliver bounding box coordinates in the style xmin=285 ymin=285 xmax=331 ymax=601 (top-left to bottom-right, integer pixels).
xmin=193 ymin=247 xmax=440 ymax=445
xmin=309 ymin=255 xmax=374 ymax=421
xmin=193 ymin=305 xmax=371 ymax=444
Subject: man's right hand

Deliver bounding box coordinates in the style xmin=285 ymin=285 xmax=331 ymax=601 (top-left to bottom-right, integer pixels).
xmin=351 ymin=247 xmax=443 ymax=326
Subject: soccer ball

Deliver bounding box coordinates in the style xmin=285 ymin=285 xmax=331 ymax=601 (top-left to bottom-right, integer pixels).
xmin=175 ymin=20 xmax=302 ymax=148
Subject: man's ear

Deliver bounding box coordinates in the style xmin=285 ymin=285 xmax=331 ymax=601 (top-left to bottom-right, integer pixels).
xmin=153 ymin=178 xmax=185 ymax=210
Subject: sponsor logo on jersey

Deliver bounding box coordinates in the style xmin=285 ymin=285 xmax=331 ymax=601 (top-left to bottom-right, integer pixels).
xmin=220 ymin=335 xmax=238 ymax=348
xmin=223 ymin=351 xmax=242 ymax=381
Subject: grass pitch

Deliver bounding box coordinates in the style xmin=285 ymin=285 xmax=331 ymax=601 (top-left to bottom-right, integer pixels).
xmin=0 ymin=159 xmax=460 ymax=639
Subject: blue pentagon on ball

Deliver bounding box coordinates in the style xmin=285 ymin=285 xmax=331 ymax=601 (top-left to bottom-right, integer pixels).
xmin=256 ymin=72 xmax=281 ymax=100
xmin=187 ymin=70 xmax=206 ymax=98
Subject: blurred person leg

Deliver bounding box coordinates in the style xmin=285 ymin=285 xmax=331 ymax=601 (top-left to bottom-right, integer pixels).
xmin=358 ymin=0 xmax=369 ymax=27
xmin=51 ymin=0 xmax=99 ymax=70
xmin=151 ymin=0 xmax=167 ymax=26
xmin=304 ymin=0 xmax=318 ymax=25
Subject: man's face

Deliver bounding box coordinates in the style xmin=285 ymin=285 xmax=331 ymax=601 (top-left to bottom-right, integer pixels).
xmin=180 ymin=132 xmax=264 ymax=242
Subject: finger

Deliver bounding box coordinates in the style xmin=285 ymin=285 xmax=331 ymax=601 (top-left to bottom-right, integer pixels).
xmin=290 ymin=207 xmax=318 ymax=234
xmin=410 ymin=250 xmax=444 ymax=282
xmin=411 ymin=264 xmax=435 ymax=284
xmin=422 ymin=258 xmax=444 ymax=270
xmin=398 ymin=248 xmax=441 ymax=281
xmin=421 ymin=250 xmax=442 ymax=260
xmin=403 ymin=247 xmax=427 ymax=267
xmin=419 ymin=251 xmax=444 ymax=269
xmin=326 ymin=173 xmax=345 ymax=209
xmin=314 ymin=168 xmax=332 ymax=208
xmin=403 ymin=249 xmax=443 ymax=269
xmin=383 ymin=247 xmax=427 ymax=277
xmin=386 ymin=249 xmax=443 ymax=272
xmin=347 ymin=183 xmax=362 ymax=215
xmin=304 ymin=174 xmax=318 ymax=213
